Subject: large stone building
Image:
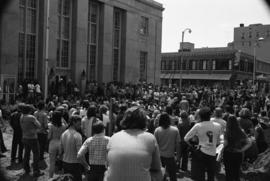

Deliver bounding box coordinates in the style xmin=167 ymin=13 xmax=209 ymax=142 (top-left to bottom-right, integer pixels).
xmin=230 ymin=23 xmax=270 ymax=62
xmin=0 ymin=0 xmax=163 ymax=101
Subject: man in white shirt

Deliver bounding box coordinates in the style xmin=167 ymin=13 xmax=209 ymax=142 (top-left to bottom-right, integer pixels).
xmin=184 ymin=107 xmax=222 ymax=181
xmin=210 ymin=107 xmax=226 ymax=134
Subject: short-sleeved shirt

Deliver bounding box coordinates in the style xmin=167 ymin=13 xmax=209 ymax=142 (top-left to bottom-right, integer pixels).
xmin=78 ymin=134 xmax=110 ymax=165
xmin=61 ymin=128 xmax=82 ymax=164
xmin=184 ymin=121 xmax=222 ymax=156
xmin=154 ymin=126 xmax=181 ymax=158
xmin=104 ymin=130 xmax=161 ymax=181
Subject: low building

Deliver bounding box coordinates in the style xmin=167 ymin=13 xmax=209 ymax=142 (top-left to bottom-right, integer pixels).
xmin=161 ymin=45 xmax=270 ymax=88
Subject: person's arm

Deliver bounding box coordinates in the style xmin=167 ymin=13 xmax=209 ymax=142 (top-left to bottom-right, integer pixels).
xmin=47 ymin=124 xmax=53 ymax=141
xmin=150 ymin=139 xmax=163 ymax=181
xmin=175 ymin=129 xmax=181 ymax=162
xmin=184 ymin=124 xmax=198 ymax=147
xmin=33 ymin=116 xmax=41 ymax=128
xmin=77 ymin=139 xmax=90 ymax=169
xmin=238 ymin=137 xmax=252 ymax=152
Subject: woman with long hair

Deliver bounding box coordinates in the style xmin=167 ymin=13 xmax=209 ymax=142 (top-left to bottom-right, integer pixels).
xmin=48 ymin=111 xmax=66 ymax=178
xmin=223 ymin=115 xmax=252 ymax=181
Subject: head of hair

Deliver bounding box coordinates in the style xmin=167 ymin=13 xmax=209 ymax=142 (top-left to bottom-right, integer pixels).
xmin=165 ymin=106 xmax=173 ymax=115
xmin=251 ymin=116 xmax=259 ymax=126
xmin=68 ymin=115 xmax=81 ymax=127
xmin=224 ymin=104 xmax=234 ymax=114
xmin=92 ymin=121 xmax=105 ymax=134
xmin=198 ymin=107 xmax=211 ymax=121
xmin=159 ymin=112 xmax=171 ymax=129
xmin=51 ymin=111 xmax=63 ymax=127
xmin=180 ymin=111 xmax=188 ymax=119
xmin=99 ymin=105 xmax=108 ymax=115
xmin=120 ymin=106 xmax=147 ymax=130
xmin=119 ymin=103 xmax=128 ymax=112
xmin=37 ymin=100 xmax=45 ymax=110
xmin=239 ymin=108 xmax=251 ymax=119
xmin=20 ymin=104 xmax=33 ymax=114
xmin=214 ymin=107 xmax=223 ymax=118
xmin=81 ymin=100 xmax=90 ymax=109
xmin=87 ymin=105 xmax=97 ymax=118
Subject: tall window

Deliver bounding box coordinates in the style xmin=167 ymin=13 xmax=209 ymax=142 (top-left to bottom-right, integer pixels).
xmin=57 ymin=0 xmax=71 ymax=68
xmin=212 ymin=60 xmax=216 ymax=70
xmin=192 ymin=60 xmax=196 ymax=70
xmin=229 ymin=60 xmax=232 ymax=70
xmin=18 ymin=0 xmax=37 ymax=81
xmin=113 ymin=8 xmax=123 ymax=81
xmin=140 ymin=51 xmax=147 ymax=81
xmin=203 ymin=60 xmax=207 ymax=70
xmin=140 ymin=16 xmax=149 ymax=35
xmin=87 ymin=1 xmax=99 ymax=81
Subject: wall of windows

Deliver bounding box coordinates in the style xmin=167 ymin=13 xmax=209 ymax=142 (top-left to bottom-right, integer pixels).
xmin=161 ymin=57 xmax=235 ymax=71
xmin=18 ymin=0 xmax=37 ymax=82
xmin=56 ymin=0 xmax=71 ymax=68
xmin=87 ymin=1 xmax=99 ymax=81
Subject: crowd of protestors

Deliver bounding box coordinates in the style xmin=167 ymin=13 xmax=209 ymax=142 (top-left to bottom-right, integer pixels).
xmin=0 ymin=82 xmax=270 ymax=181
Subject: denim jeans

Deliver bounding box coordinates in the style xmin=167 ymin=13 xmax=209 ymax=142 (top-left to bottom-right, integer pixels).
xmin=160 ymin=156 xmax=177 ymax=181
xmin=22 ymin=138 xmax=40 ymax=173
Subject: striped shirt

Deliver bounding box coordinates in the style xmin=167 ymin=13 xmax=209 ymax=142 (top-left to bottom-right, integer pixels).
xmin=78 ymin=133 xmax=110 ymax=165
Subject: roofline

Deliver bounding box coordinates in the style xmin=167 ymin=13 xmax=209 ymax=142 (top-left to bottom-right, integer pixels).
xmin=136 ymin=0 xmax=164 ymax=11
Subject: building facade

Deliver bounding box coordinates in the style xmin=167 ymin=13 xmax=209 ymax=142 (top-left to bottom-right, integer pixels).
xmin=231 ymin=23 xmax=270 ymax=62
xmin=0 ymin=0 xmax=163 ymax=101
xmin=161 ymin=46 xmax=270 ymax=88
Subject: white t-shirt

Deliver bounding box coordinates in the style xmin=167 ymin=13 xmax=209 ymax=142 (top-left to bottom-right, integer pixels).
xmin=210 ymin=117 xmax=226 ymax=133
xmin=184 ymin=121 xmax=222 ymax=156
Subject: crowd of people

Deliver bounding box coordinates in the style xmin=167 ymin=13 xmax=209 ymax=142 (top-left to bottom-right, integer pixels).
xmin=0 ymin=82 xmax=270 ymax=181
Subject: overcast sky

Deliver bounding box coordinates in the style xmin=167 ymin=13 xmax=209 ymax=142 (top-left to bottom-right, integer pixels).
xmin=157 ymin=0 xmax=270 ymax=52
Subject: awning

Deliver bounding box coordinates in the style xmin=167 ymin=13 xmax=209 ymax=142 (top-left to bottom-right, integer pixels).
xmin=161 ymin=73 xmax=232 ymax=80
xmin=160 ymin=74 xmax=172 ymax=79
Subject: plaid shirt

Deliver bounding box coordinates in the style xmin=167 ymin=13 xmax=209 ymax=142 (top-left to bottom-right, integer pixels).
xmin=78 ymin=133 xmax=110 ymax=165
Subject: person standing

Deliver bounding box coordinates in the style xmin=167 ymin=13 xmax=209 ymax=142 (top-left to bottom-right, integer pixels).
xmin=81 ymin=105 xmax=98 ymax=140
xmin=154 ymin=112 xmax=181 ymax=181
xmin=20 ymin=104 xmax=42 ymax=177
xmin=177 ymin=111 xmax=192 ymax=171
xmin=223 ymin=115 xmax=251 ymax=181
xmin=0 ymin=104 xmax=7 ymax=157
xmin=78 ymin=121 xmax=110 ymax=181
xmin=9 ymin=105 xmax=23 ymax=163
xmin=60 ymin=115 xmax=83 ymax=181
xmin=34 ymin=101 xmax=48 ymax=160
xmin=104 ymin=106 xmax=162 ymax=181
xmin=184 ymin=107 xmax=222 ymax=181
xmin=48 ymin=111 xmax=66 ymax=178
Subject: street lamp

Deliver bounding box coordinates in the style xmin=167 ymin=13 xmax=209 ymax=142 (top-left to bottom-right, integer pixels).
xmin=179 ymin=28 xmax=192 ymax=91
xmin=253 ymin=37 xmax=264 ymax=89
